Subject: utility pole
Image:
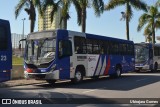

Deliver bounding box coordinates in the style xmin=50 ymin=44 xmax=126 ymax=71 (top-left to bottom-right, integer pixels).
xmin=21 ymin=18 xmax=25 ymax=56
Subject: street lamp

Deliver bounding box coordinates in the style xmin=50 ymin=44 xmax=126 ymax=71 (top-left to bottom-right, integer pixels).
xmin=120 ymin=11 xmax=126 ymax=21
xmin=21 ymin=18 xmax=25 ymax=56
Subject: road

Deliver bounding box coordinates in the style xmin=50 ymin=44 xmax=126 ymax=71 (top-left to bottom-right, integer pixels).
xmin=0 ymin=72 xmax=160 ymax=107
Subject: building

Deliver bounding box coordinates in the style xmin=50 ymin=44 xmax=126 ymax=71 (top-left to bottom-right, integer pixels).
xmin=12 ymin=33 xmax=27 ymax=56
xmin=12 ymin=33 xmax=27 ymax=49
xmin=38 ymin=6 xmax=64 ymax=31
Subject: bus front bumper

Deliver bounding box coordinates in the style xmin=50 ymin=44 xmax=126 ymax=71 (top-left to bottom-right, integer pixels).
xmin=135 ymin=65 xmax=150 ymax=71
xmin=24 ymin=70 xmax=59 ymax=80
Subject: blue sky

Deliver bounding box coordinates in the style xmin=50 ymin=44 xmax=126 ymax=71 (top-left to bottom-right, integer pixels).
xmin=0 ymin=0 xmax=159 ymax=43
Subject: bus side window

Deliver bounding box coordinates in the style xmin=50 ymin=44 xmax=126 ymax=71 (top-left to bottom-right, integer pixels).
xmin=75 ymin=46 xmax=83 ymax=54
xmin=74 ymin=36 xmax=86 ymax=54
xmin=59 ymin=40 xmax=72 ymax=58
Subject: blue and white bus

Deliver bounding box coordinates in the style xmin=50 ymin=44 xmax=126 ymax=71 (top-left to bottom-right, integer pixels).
xmin=135 ymin=43 xmax=160 ymax=72
xmin=0 ymin=19 xmax=12 ymax=82
xmin=23 ymin=29 xmax=135 ymax=84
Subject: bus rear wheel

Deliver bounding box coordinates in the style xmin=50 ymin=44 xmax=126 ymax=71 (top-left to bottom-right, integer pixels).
xmin=71 ymin=71 xmax=83 ymax=84
xmin=110 ymin=67 xmax=121 ymax=78
xmin=116 ymin=68 xmax=121 ymax=77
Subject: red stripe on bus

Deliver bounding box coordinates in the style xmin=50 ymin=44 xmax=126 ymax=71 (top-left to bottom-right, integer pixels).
xmin=104 ymin=56 xmax=111 ymax=75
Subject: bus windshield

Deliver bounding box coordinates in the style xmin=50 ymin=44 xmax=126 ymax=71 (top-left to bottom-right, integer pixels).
xmin=135 ymin=44 xmax=149 ymax=64
xmin=25 ymin=38 xmax=56 ymax=64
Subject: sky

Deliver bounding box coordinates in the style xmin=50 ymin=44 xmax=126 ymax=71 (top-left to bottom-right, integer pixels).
xmin=0 ymin=0 xmax=159 ymax=43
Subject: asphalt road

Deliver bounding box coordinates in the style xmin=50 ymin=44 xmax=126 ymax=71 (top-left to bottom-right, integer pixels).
xmin=0 ymin=72 xmax=160 ymax=107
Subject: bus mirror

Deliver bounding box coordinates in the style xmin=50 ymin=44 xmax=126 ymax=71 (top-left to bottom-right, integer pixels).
xmin=19 ymin=39 xmax=26 ymax=50
xmin=19 ymin=43 xmax=21 ymax=50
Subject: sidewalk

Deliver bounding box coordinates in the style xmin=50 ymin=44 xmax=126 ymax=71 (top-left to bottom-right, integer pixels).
xmin=0 ymin=79 xmax=46 ymax=88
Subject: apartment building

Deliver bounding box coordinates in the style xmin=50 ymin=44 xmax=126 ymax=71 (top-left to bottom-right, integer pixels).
xmin=38 ymin=6 xmax=64 ymax=31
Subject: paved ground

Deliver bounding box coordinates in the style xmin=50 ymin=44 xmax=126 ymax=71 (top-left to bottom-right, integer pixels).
xmin=0 ymin=79 xmax=45 ymax=88
xmin=1 ymin=72 xmax=160 ymax=107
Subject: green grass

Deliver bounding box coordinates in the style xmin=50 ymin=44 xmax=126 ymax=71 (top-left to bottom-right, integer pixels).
xmin=12 ymin=56 xmax=23 ymax=65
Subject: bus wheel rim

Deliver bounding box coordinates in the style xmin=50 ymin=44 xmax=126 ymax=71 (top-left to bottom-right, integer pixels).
xmin=117 ymin=69 xmax=121 ymax=76
xmin=75 ymin=71 xmax=82 ymax=81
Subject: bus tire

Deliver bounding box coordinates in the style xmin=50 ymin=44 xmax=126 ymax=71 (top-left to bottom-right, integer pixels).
xmin=154 ymin=62 xmax=158 ymax=72
xmin=71 ymin=71 xmax=83 ymax=84
xmin=115 ymin=67 xmax=121 ymax=77
xmin=46 ymin=79 xmax=56 ymax=85
xmin=110 ymin=67 xmax=121 ymax=78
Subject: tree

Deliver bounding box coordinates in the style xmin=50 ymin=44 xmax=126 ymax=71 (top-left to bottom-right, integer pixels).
xmin=143 ymin=27 xmax=152 ymax=43
xmin=42 ymin=0 xmax=71 ymax=29
xmin=137 ymin=6 xmax=160 ymax=44
xmin=59 ymin=0 xmax=71 ymax=29
xmin=15 ymin=0 xmax=43 ymax=33
xmin=72 ymin=0 xmax=104 ymax=33
xmin=105 ymin=0 xmax=147 ymax=40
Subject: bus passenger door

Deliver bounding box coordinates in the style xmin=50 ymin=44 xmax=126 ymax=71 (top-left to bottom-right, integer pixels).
xmin=57 ymin=40 xmax=72 ymax=79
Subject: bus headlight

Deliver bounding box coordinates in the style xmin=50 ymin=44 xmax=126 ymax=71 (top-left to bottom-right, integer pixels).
xmin=51 ymin=64 xmax=56 ymax=70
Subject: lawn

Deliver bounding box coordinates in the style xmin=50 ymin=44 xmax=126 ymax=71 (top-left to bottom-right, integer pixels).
xmin=12 ymin=56 xmax=24 ymax=65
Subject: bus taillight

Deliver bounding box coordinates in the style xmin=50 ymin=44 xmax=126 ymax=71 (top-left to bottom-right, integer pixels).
xmin=3 ymin=70 xmax=10 ymax=72
xmin=26 ymin=68 xmax=33 ymax=73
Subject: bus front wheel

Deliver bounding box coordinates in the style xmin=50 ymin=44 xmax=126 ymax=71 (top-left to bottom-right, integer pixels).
xmin=46 ymin=79 xmax=56 ymax=85
xmin=71 ymin=71 xmax=83 ymax=84
xmin=154 ymin=62 xmax=158 ymax=72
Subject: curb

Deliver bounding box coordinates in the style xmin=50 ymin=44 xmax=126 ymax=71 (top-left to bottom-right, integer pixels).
xmin=0 ymin=80 xmax=46 ymax=88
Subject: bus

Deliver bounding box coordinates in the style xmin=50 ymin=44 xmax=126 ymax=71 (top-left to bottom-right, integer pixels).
xmin=22 ymin=29 xmax=135 ymax=84
xmin=0 ymin=19 xmax=12 ymax=82
xmin=135 ymin=43 xmax=160 ymax=72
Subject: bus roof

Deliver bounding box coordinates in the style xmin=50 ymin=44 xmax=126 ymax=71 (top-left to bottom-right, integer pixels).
xmin=27 ymin=30 xmax=56 ymax=40
xmin=85 ymin=32 xmax=133 ymax=44
xmin=135 ymin=42 xmax=160 ymax=46
xmin=27 ymin=29 xmax=134 ymax=44
xmin=0 ymin=19 xmax=9 ymax=25
xmin=65 ymin=29 xmax=133 ymax=44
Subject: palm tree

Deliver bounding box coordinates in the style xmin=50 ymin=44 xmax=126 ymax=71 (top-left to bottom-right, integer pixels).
xmin=72 ymin=0 xmax=104 ymax=33
xmin=156 ymin=0 xmax=160 ymax=6
xmin=143 ymin=27 xmax=152 ymax=43
xmin=137 ymin=6 xmax=160 ymax=44
xmin=15 ymin=0 xmax=43 ymax=33
xmin=59 ymin=0 xmax=71 ymax=29
xmin=105 ymin=0 xmax=147 ymax=40
xmin=42 ymin=0 xmax=71 ymax=29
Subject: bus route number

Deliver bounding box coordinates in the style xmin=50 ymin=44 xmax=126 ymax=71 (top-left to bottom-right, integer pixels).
xmin=1 ymin=55 xmax=7 ymax=61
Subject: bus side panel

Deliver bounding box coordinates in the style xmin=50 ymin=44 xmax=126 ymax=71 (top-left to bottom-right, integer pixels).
xmin=0 ymin=20 xmax=12 ymax=82
xmin=0 ymin=20 xmax=12 ymax=70
xmin=0 ymin=70 xmax=11 ymax=82
xmin=0 ymin=51 xmax=12 ymax=82
xmin=107 ymin=55 xmax=121 ymax=75
xmin=107 ymin=55 xmax=134 ymax=75
xmin=127 ymin=56 xmax=135 ymax=72
xmin=56 ymin=30 xmax=70 ymax=79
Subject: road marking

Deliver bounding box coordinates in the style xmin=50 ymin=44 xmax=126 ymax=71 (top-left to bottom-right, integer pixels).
xmin=136 ymin=78 xmax=148 ymax=82
xmin=82 ymin=89 xmax=96 ymax=93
